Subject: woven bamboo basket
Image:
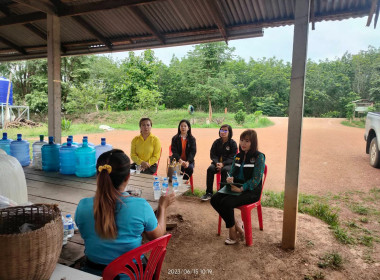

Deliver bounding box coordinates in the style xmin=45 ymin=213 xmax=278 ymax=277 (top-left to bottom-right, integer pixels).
xmin=0 ymin=204 xmax=63 ymax=280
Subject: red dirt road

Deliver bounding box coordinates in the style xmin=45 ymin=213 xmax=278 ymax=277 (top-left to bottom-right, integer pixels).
xmin=72 ymin=117 xmax=379 ymax=195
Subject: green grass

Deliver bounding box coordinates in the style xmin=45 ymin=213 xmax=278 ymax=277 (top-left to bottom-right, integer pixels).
xmin=341 ymin=119 xmax=365 ymax=128
xmin=351 ymin=204 xmax=370 ymax=215
xmin=318 ymin=252 xmax=343 ymax=269
xmin=1 ymin=109 xmax=274 ymax=139
xmin=332 ymin=226 xmax=356 ymax=244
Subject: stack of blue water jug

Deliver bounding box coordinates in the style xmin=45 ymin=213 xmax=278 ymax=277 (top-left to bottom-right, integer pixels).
xmin=0 ymin=133 xmax=113 ymax=178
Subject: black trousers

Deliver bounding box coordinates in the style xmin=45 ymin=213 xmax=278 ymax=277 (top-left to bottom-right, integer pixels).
xmin=206 ymin=164 xmax=231 ymax=194
xmin=181 ymin=163 xmax=194 ymax=180
xmin=131 ymin=163 xmax=157 ymax=175
xmin=210 ymin=191 xmax=259 ymax=228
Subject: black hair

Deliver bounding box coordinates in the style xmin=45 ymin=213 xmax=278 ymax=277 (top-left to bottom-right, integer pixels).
xmin=177 ymin=119 xmax=192 ymax=137
xmin=139 ymin=118 xmax=152 ymax=127
xmin=219 ymin=124 xmax=233 ymax=140
xmin=239 ymin=129 xmax=258 ymax=154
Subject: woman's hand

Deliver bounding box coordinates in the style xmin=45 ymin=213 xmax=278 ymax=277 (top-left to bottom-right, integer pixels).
xmin=216 ymin=162 xmax=223 ymax=171
xmin=183 ymin=161 xmax=189 ymax=168
xmin=231 ymin=185 xmax=243 ymax=193
xmin=158 ymin=192 xmax=175 ymax=209
xmin=141 ymin=161 xmax=150 ymax=170
xmin=226 ymin=176 xmax=234 ymax=184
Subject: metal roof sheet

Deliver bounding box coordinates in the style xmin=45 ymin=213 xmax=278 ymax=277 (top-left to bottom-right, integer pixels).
xmin=0 ymin=0 xmax=376 ymax=61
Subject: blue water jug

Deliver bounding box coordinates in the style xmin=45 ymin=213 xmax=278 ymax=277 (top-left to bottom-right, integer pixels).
xmin=59 ymin=138 xmax=77 ymax=175
xmin=41 ymin=136 xmax=61 ymax=172
xmin=0 ymin=132 xmax=13 ymax=155
xmin=10 ymin=134 xmax=30 ymax=166
xmin=62 ymin=135 xmax=79 ymax=147
xmin=32 ymin=135 xmax=47 ymax=170
xmin=77 ymin=136 xmax=95 ymax=147
xmin=75 ymin=138 xmax=96 ymax=177
xmin=95 ymin=138 xmax=113 ymax=162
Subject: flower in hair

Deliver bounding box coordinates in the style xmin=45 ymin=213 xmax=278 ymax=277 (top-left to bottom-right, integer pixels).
xmin=98 ymin=164 xmax=112 ymax=174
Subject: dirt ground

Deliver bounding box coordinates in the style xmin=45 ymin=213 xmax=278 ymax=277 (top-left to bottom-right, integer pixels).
xmin=71 ymin=117 xmax=380 ymax=280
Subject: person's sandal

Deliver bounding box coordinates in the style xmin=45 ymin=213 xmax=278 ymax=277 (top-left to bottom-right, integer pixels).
xmin=225 ymin=238 xmax=238 ymax=245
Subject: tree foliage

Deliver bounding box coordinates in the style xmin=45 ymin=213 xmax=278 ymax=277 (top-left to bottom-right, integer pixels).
xmin=1 ymin=43 xmax=380 ymax=117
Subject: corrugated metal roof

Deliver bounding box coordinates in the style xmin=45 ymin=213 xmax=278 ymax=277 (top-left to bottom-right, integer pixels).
xmin=0 ymin=0 xmax=376 ymax=61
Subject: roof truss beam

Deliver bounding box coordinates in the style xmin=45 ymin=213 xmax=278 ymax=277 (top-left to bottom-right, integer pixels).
xmin=0 ymin=35 xmax=27 ymax=54
xmin=129 ymin=6 xmax=165 ymax=44
xmin=13 ymin=0 xmax=57 ymax=15
xmin=205 ymin=0 xmax=228 ymax=42
xmin=72 ymin=16 xmax=113 ymax=50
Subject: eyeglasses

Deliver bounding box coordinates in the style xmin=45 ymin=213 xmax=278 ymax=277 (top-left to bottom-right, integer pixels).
xmin=220 ymin=129 xmax=228 ymax=133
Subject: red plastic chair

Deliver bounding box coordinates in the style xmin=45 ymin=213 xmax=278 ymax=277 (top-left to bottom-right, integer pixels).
xmin=217 ymin=164 xmax=268 ymax=246
xmin=102 ymin=234 xmax=172 ymax=280
xmin=153 ymin=147 xmax=162 ymax=176
xmin=169 ymin=145 xmax=194 ymax=193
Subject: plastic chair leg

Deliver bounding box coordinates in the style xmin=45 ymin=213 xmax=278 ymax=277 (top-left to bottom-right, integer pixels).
xmin=218 ymin=215 xmax=222 ymax=235
xmin=240 ymin=208 xmax=253 ymax=246
xmin=190 ymin=176 xmax=194 ymax=193
xmin=257 ymin=204 xmax=263 ymax=230
xmin=216 ymin=172 xmax=221 ymax=191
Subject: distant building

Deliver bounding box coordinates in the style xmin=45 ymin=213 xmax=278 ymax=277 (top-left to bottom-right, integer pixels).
xmin=352 ymin=99 xmax=374 ymax=117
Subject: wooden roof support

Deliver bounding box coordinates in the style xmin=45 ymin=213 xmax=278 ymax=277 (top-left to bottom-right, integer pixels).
xmin=129 ymin=6 xmax=165 ymax=44
xmin=310 ymin=0 xmax=315 ymax=30
xmin=205 ymin=0 xmax=228 ymax=43
xmin=58 ymin=0 xmax=164 ymax=17
xmin=0 ymin=35 xmax=27 ymax=54
xmin=13 ymin=0 xmax=57 ymax=15
xmin=366 ymin=0 xmax=377 ymax=27
xmin=47 ymin=13 xmax=61 ymax=144
xmin=374 ymin=0 xmax=380 ymax=28
xmin=0 ymin=11 xmax=45 ymax=27
xmin=72 ymin=16 xmax=114 ymax=50
xmin=282 ymin=0 xmax=310 ymax=250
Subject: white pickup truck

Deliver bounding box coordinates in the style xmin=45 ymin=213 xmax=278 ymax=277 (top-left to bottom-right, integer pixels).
xmin=365 ymin=112 xmax=380 ymax=168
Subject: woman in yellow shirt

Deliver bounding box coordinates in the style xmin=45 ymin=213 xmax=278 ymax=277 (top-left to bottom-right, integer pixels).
xmin=131 ymin=118 xmax=161 ymax=174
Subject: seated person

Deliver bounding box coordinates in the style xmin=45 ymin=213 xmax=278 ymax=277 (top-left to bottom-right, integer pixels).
xmin=170 ymin=119 xmax=196 ymax=182
xmin=201 ymin=124 xmax=237 ymax=201
xmin=75 ymin=149 xmax=175 ymax=276
xmin=210 ymin=130 xmax=265 ymax=245
xmin=131 ymin=118 xmax=161 ymax=174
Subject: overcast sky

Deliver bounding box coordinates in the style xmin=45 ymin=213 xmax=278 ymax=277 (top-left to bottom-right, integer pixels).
xmin=106 ymin=17 xmax=380 ymax=64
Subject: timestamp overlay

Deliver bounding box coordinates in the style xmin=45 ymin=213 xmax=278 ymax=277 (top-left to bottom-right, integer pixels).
xmin=167 ymin=268 xmax=213 ymax=276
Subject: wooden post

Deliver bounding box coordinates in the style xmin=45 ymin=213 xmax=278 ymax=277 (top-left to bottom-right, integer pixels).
xmin=4 ymin=73 xmax=12 ymax=128
xmin=47 ymin=14 xmax=61 ymax=143
xmin=282 ymin=0 xmax=310 ymax=250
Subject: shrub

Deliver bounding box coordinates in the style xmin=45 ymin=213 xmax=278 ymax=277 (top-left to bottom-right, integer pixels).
xmin=61 ymin=117 xmax=72 ymax=131
xmin=234 ymin=109 xmax=246 ymax=124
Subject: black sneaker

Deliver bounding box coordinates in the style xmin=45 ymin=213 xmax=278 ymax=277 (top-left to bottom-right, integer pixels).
xmin=201 ymin=193 xmax=213 ymax=201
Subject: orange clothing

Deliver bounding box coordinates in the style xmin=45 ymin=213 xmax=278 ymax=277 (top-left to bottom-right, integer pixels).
xmin=181 ymin=138 xmax=187 ymax=161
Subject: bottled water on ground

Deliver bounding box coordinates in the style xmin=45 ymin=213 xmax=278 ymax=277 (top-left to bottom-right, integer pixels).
xmin=162 ymin=177 xmax=169 ymax=195
xmin=95 ymin=138 xmax=113 ymax=162
xmin=65 ymin=214 xmax=75 ymax=238
xmin=153 ymin=176 xmax=161 ymax=200
xmin=0 ymin=132 xmax=12 ymax=155
xmin=32 ymin=135 xmax=47 ymax=170
xmin=10 ymin=134 xmax=30 ymax=166
xmin=172 ymin=171 xmax=179 ymax=192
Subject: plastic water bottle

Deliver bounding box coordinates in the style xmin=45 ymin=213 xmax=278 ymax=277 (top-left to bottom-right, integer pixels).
xmin=172 ymin=171 xmax=179 ymax=193
xmin=95 ymin=138 xmax=113 ymax=162
xmin=59 ymin=138 xmax=77 ymax=175
xmin=62 ymin=135 xmax=79 ymax=147
xmin=78 ymin=136 xmax=95 ymax=147
xmin=32 ymin=135 xmax=47 ymax=170
xmin=41 ymin=136 xmax=60 ymax=172
xmin=62 ymin=215 xmax=68 ymax=245
xmin=162 ymin=177 xmax=169 ymax=195
xmin=10 ymin=134 xmax=30 ymax=166
xmin=153 ymin=176 xmax=161 ymax=200
xmin=0 ymin=132 xmax=12 ymax=155
xmin=65 ymin=214 xmax=75 ymax=238
xmin=75 ymin=138 xmax=96 ymax=177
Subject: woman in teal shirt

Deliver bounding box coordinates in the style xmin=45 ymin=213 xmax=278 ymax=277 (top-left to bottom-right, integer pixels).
xmin=210 ymin=130 xmax=265 ymax=245
xmin=75 ymin=149 xmax=175 ymax=275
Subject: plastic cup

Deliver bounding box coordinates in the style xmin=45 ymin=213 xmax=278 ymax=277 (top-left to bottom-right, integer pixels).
xmin=136 ymin=165 xmax=141 ymax=174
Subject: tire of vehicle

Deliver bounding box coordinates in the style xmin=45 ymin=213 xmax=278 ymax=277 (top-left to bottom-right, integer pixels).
xmin=369 ymin=137 xmax=380 ymax=168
